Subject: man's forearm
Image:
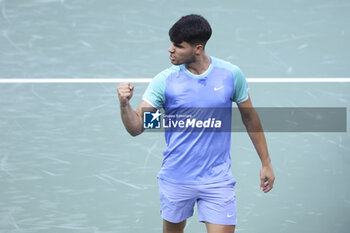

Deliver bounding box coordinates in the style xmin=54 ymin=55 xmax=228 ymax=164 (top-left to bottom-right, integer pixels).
xmin=243 ymin=112 xmax=271 ymax=166
xmin=120 ymin=104 xmax=143 ymax=136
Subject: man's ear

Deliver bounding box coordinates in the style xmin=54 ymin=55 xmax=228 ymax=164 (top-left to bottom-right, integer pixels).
xmin=194 ymin=44 xmax=204 ymax=55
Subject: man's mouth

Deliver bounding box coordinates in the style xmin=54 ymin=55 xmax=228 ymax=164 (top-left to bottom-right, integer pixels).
xmin=169 ymin=54 xmax=175 ymax=60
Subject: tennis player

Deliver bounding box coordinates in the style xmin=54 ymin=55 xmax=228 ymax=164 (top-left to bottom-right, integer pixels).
xmin=117 ymin=14 xmax=275 ymax=233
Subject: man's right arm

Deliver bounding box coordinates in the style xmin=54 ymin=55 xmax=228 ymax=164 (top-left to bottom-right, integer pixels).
xmin=117 ymin=82 xmax=156 ymax=137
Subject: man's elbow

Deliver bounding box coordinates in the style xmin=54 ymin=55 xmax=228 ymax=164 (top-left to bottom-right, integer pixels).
xmin=127 ymin=128 xmax=144 ymax=137
xmin=241 ymin=113 xmax=264 ymax=132
xmin=124 ymin=114 xmax=144 ymax=137
xmin=129 ymin=131 xmax=138 ymax=137
xmin=241 ymin=114 xmax=253 ymax=126
xmin=241 ymin=111 xmax=259 ymax=126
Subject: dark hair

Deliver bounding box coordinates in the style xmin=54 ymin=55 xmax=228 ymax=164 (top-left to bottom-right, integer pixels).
xmin=169 ymin=14 xmax=212 ymax=48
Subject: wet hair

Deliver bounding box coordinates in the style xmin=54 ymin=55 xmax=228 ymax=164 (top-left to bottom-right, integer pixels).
xmin=169 ymin=14 xmax=212 ymax=48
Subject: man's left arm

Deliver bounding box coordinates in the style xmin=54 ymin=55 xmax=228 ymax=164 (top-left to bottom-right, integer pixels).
xmin=237 ymin=94 xmax=275 ymax=193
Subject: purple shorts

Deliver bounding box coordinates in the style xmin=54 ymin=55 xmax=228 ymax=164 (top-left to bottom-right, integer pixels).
xmin=158 ymin=178 xmax=237 ymax=225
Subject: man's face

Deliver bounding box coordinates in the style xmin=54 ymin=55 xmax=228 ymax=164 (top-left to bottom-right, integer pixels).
xmin=168 ymin=41 xmax=196 ymax=65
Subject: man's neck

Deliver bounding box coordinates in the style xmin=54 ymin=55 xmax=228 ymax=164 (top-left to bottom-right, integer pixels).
xmin=185 ymin=54 xmax=211 ymax=75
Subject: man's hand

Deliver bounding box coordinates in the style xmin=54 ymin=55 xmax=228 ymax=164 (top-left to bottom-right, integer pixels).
xmin=117 ymin=82 xmax=134 ymax=107
xmin=260 ymin=164 xmax=275 ymax=193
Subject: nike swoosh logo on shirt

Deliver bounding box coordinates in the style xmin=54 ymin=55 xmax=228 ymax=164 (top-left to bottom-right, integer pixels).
xmin=227 ymin=214 xmax=234 ymax=218
xmin=214 ymin=86 xmax=224 ymax=91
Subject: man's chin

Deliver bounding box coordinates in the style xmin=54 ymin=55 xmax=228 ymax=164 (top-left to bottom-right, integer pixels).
xmin=170 ymin=60 xmax=182 ymax=65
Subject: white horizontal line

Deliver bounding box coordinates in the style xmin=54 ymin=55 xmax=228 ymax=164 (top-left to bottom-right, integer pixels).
xmin=0 ymin=78 xmax=350 ymax=83
xmin=247 ymin=78 xmax=350 ymax=83
xmin=0 ymin=78 xmax=153 ymax=83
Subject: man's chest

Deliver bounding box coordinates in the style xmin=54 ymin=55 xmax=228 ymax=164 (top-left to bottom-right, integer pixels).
xmin=164 ymin=72 xmax=234 ymax=108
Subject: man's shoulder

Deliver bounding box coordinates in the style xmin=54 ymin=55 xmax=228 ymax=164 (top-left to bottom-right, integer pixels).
xmin=154 ymin=65 xmax=180 ymax=79
xmin=211 ymin=56 xmax=241 ymax=72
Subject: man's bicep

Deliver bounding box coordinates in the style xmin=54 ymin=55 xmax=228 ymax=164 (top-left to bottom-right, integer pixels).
xmin=135 ymin=101 xmax=157 ymax=121
xmin=237 ymin=94 xmax=252 ymax=107
xmin=237 ymin=94 xmax=255 ymax=119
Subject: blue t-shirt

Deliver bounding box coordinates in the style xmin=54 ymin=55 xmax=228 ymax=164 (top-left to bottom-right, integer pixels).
xmin=143 ymin=56 xmax=249 ymax=184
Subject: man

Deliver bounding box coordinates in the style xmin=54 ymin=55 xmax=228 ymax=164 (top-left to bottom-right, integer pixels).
xmin=117 ymin=14 xmax=275 ymax=233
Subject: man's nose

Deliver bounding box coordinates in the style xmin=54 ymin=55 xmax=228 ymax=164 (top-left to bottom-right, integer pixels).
xmin=168 ymin=44 xmax=175 ymax=53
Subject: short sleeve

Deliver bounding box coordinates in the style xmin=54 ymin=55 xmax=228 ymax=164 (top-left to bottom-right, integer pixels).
xmin=142 ymin=71 xmax=167 ymax=109
xmin=231 ymin=66 xmax=249 ymax=103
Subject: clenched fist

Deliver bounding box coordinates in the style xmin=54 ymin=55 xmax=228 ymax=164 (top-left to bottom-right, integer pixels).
xmin=117 ymin=82 xmax=135 ymax=107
